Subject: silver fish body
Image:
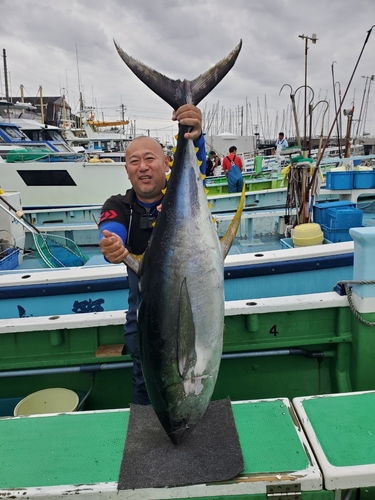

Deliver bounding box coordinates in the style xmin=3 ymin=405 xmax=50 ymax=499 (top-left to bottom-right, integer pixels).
xmin=137 ymin=139 xmax=224 ymax=443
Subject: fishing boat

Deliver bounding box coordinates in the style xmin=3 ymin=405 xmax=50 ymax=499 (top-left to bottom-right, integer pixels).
xmin=0 ymin=226 xmax=375 ymax=498
xmin=62 ymin=108 xmax=131 ymax=155
xmin=0 ymin=120 xmax=131 ymax=208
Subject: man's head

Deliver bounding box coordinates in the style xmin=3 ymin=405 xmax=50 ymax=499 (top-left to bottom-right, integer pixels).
xmin=278 ymin=132 xmax=284 ymax=139
xmin=210 ymin=150 xmax=217 ymax=157
xmin=229 ymin=146 xmax=237 ymax=154
xmin=125 ymin=136 xmax=169 ymax=203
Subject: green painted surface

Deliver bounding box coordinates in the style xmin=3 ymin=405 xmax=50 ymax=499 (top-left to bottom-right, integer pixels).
xmin=0 ymin=401 xmax=309 ymax=489
xmin=233 ymin=401 xmax=309 ymax=473
xmin=302 ymin=392 xmax=375 ymax=467
xmin=0 ymin=412 xmax=129 ymax=488
xmin=0 ymin=305 xmax=356 ymax=413
xmin=177 ymin=494 xmax=334 ymax=500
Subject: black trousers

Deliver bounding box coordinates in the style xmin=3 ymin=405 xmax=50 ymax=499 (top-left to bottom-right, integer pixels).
xmin=124 ymin=268 xmax=150 ymax=405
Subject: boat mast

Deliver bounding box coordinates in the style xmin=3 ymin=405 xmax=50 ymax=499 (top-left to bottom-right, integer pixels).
xmin=39 ymin=86 xmax=44 ymax=124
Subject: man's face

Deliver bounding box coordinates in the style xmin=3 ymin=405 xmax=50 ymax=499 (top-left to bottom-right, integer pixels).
xmin=125 ymin=137 xmax=169 ymax=203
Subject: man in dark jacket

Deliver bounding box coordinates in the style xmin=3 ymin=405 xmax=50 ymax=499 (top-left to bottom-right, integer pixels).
xmin=98 ymin=104 xmax=205 ymax=405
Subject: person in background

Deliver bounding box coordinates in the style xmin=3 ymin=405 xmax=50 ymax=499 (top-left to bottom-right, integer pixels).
xmin=98 ymin=104 xmax=205 ymax=406
xmin=274 ymin=132 xmax=288 ymax=153
xmin=211 ymin=150 xmax=222 ymax=176
xmin=206 ymin=153 xmax=214 ymax=176
xmin=222 ymin=146 xmax=243 ymax=193
xmin=274 ymin=132 xmax=288 ymax=163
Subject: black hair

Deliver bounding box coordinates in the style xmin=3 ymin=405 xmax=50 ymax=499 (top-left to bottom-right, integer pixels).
xmin=229 ymin=146 xmax=237 ymax=153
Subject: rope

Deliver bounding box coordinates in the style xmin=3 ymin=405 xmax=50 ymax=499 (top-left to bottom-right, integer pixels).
xmin=337 ymin=279 xmax=375 ymax=327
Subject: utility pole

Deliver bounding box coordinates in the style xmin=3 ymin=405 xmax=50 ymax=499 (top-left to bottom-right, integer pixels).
xmin=121 ymin=103 xmax=126 ymax=132
xmin=2 ymin=49 xmax=10 ymax=101
xmin=298 ymin=33 xmax=318 ymax=153
xmin=20 ymin=84 xmax=25 ymax=103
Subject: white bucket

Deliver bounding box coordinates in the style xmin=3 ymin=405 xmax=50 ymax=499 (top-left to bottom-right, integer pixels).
xmin=14 ymin=388 xmax=79 ymax=416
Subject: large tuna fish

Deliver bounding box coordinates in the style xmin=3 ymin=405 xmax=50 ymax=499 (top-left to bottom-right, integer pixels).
xmin=115 ymin=40 xmax=244 ymax=444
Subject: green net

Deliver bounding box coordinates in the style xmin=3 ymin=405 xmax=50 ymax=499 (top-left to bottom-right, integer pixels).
xmin=33 ymin=233 xmax=89 ymax=268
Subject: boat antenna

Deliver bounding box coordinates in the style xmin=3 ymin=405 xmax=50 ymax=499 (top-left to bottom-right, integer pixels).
xmin=316 ymin=25 xmax=375 ymax=167
xmin=75 ymin=43 xmax=83 ymax=128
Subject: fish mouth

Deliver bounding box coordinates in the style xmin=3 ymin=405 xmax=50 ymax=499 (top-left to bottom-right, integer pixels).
xmin=167 ymin=420 xmax=196 ymax=445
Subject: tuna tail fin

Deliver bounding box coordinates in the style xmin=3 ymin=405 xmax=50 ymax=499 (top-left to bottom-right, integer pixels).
xmin=114 ymin=40 xmax=242 ymax=109
xmin=220 ymin=182 xmax=246 ymax=259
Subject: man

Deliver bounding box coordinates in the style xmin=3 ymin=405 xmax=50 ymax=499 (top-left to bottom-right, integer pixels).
xmin=275 ymin=132 xmax=288 ymax=151
xmin=98 ymin=104 xmax=205 ymax=405
xmin=274 ymin=132 xmax=288 ymax=163
xmin=222 ymin=145 xmax=243 ymax=193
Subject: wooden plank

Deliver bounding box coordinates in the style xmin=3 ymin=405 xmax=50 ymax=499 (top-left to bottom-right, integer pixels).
xmin=95 ymin=344 xmax=123 ymax=358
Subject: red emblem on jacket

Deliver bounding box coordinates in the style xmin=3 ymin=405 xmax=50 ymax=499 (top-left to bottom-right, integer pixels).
xmin=99 ymin=209 xmax=118 ymax=222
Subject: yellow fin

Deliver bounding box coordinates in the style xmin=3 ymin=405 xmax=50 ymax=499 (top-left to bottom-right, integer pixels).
xmin=166 ymin=173 xmax=171 ymax=181
xmin=204 ymin=187 xmax=209 ymax=195
xmin=169 ymin=160 xmax=174 ymax=167
xmin=200 ymin=173 xmax=206 ymax=180
xmin=197 ymin=160 xmax=202 ymax=167
xmin=194 ymin=147 xmax=199 ymax=153
xmin=174 ymin=134 xmax=179 ymax=140
xmin=161 ymin=187 xmax=167 ymax=195
xmin=172 ymin=147 xmax=177 ymax=153
xmin=208 ymin=202 xmax=213 ymax=209
xmin=219 ymin=182 xmax=246 ymax=259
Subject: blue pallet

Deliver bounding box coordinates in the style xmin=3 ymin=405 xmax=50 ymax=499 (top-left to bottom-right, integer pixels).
xmin=353 ymin=170 xmax=374 ymax=189
xmin=325 ymin=171 xmax=354 ymax=190
xmin=321 ymin=225 xmax=353 ymax=243
xmin=327 ymin=207 xmax=363 ymax=229
xmin=313 ymin=201 xmax=356 ymax=226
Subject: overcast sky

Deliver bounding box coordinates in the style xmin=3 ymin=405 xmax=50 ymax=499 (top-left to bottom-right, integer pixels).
xmin=1 ymin=0 xmax=374 ymax=144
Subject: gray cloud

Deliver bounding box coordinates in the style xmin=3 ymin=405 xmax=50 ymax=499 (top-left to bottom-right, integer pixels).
xmin=1 ymin=0 xmax=374 ymax=141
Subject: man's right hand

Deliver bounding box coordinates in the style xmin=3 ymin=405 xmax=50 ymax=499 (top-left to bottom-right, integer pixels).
xmin=99 ymin=229 xmax=129 ymax=264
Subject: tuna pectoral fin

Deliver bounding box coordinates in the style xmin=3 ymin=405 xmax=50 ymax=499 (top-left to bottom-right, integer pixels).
xmin=177 ymin=278 xmax=197 ymax=378
xmin=124 ymin=253 xmax=143 ymax=277
xmin=220 ymin=182 xmax=246 ymax=259
xmin=114 ymin=40 xmax=242 ymax=108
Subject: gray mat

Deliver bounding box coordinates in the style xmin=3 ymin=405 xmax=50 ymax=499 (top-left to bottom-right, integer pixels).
xmin=118 ymin=398 xmax=244 ymax=490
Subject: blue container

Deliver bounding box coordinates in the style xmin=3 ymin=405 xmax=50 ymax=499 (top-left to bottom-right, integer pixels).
xmin=280 ymin=237 xmax=331 ymax=249
xmin=321 ymin=225 xmax=352 ymax=243
xmin=313 ymin=201 xmax=356 ymax=226
xmin=353 ymin=170 xmax=374 ymax=189
xmin=0 ymin=248 xmax=20 ymax=271
xmin=325 ymin=171 xmax=354 ymax=190
xmin=0 ymin=397 xmax=24 ymax=417
xmin=327 ymin=207 xmax=363 ymax=229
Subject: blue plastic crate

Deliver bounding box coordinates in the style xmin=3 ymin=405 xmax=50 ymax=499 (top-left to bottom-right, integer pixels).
xmin=353 ymin=170 xmax=374 ymax=189
xmin=325 ymin=171 xmax=354 ymax=190
xmin=313 ymin=201 xmax=356 ymax=226
xmin=327 ymin=207 xmax=363 ymax=229
xmin=0 ymin=248 xmax=20 ymax=271
xmin=321 ymin=225 xmax=352 ymax=243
